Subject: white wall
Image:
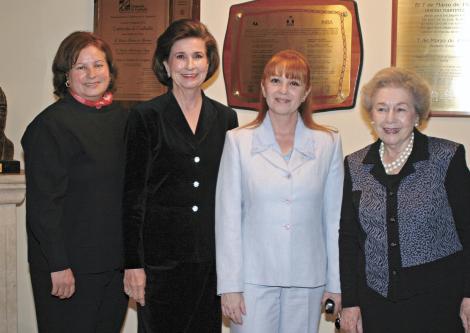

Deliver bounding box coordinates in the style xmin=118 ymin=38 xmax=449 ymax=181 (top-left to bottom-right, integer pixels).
xmin=0 ymin=1 xmax=468 ymax=332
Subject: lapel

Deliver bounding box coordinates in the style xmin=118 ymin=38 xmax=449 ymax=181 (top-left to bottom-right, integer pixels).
xmin=251 ymin=113 xmax=315 ymax=173
xmin=195 ymin=93 xmax=217 ymax=144
xmin=161 ymin=91 xmax=217 ymax=148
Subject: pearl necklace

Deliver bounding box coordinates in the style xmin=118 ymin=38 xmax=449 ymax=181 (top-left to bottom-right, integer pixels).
xmin=379 ymin=132 xmax=414 ymax=174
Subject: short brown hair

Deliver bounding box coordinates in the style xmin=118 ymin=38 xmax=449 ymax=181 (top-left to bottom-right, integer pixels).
xmin=361 ymin=67 xmax=431 ymax=124
xmin=52 ymin=31 xmax=117 ymax=98
xmin=152 ymin=19 xmax=219 ymax=87
xmin=245 ymin=49 xmax=333 ymax=133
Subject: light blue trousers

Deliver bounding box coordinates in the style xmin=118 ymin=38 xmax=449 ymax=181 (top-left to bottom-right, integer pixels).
xmin=230 ymin=283 xmax=325 ymax=333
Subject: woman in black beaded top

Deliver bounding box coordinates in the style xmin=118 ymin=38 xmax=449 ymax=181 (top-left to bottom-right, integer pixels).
xmin=339 ymin=67 xmax=470 ymax=333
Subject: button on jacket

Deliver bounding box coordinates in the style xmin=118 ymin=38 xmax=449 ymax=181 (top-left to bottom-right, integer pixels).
xmin=123 ymin=91 xmax=238 ymax=268
xmin=216 ymin=114 xmax=344 ymax=294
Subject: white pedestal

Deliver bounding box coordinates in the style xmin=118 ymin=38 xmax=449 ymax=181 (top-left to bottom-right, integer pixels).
xmin=0 ymin=174 xmax=25 ymax=333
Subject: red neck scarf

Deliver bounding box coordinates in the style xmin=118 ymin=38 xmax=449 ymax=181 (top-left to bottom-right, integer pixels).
xmin=69 ymin=90 xmax=113 ymax=109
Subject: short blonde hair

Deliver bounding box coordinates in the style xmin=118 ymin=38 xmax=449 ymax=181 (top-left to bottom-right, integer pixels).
xmin=361 ymin=67 xmax=431 ymax=124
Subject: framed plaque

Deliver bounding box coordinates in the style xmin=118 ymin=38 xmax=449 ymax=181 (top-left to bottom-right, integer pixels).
xmin=94 ymin=0 xmax=200 ymax=102
xmin=392 ymin=0 xmax=470 ymax=116
xmin=223 ymin=0 xmax=363 ymax=112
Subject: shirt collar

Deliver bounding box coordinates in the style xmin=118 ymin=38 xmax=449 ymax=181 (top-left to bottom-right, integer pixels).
xmin=252 ymin=112 xmax=316 ymax=159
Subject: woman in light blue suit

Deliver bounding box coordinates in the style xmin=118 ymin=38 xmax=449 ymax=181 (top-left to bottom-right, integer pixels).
xmin=215 ymin=50 xmax=343 ymax=333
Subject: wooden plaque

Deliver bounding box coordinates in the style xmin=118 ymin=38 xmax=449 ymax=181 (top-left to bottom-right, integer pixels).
xmin=223 ymin=0 xmax=363 ymax=112
xmin=94 ymin=0 xmax=200 ymax=102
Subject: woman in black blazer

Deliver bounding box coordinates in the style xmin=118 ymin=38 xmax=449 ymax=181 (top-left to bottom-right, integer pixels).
xmin=122 ymin=19 xmax=238 ymax=332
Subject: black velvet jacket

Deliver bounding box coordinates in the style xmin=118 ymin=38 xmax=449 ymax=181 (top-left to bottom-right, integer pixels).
xmin=123 ymin=91 xmax=238 ymax=268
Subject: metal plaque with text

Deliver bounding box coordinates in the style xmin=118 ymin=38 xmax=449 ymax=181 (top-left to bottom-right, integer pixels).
xmin=223 ymin=0 xmax=363 ymax=112
xmin=392 ymin=0 xmax=470 ymax=116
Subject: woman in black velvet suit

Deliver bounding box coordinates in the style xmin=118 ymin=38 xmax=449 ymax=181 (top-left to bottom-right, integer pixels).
xmin=122 ymin=19 xmax=238 ymax=332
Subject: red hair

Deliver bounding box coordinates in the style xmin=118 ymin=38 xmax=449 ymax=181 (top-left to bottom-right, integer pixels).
xmin=244 ymin=49 xmax=333 ymax=133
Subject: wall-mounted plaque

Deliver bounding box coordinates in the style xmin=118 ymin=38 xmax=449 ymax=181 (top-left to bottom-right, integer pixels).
xmin=392 ymin=0 xmax=470 ymax=116
xmin=94 ymin=0 xmax=200 ymax=102
xmin=223 ymin=0 xmax=363 ymax=112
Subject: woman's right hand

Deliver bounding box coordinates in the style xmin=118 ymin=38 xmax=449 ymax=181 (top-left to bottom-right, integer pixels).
xmin=221 ymin=292 xmax=246 ymax=325
xmin=50 ymin=268 xmax=75 ymax=299
xmin=340 ymin=306 xmax=363 ymax=333
xmin=124 ymin=268 xmax=146 ymax=306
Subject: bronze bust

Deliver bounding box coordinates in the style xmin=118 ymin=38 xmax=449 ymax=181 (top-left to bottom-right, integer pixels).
xmin=0 ymin=87 xmax=14 ymax=160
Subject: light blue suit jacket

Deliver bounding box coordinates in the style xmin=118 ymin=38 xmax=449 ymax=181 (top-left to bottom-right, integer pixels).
xmin=216 ymin=114 xmax=344 ymax=295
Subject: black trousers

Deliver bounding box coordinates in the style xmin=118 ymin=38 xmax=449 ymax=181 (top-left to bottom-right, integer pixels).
xmin=360 ymin=280 xmax=464 ymax=333
xmin=30 ymin=268 xmax=128 ymax=333
xmin=138 ymin=261 xmax=221 ymax=333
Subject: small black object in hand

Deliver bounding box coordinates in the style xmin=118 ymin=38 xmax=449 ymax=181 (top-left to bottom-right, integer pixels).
xmin=335 ymin=316 xmax=341 ymax=330
xmin=324 ymin=298 xmax=335 ymax=314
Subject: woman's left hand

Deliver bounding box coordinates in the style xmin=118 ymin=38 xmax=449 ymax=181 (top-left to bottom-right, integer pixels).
xmin=221 ymin=292 xmax=246 ymax=325
xmin=460 ymin=297 xmax=470 ymax=332
xmin=322 ymin=291 xmax=342 ymax=317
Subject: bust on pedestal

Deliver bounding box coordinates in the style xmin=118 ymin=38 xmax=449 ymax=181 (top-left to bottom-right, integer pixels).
xmin=0 ymin=87 xmax=20 ymax=174
xmin=0 ymin=87 xmax=25 ymax=332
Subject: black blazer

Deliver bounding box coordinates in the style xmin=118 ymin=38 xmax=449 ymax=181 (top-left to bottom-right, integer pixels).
xmin=22 ymin=95 xmax=128 ymax=273
xmin=123 ymin=91 xmax=238 ymax=268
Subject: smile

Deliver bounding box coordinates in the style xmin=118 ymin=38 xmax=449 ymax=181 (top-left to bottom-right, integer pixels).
xmin=383 ymin=127 xmax=400 ymax=134
xmin=275 ymin=98 xmax=291 ymax=103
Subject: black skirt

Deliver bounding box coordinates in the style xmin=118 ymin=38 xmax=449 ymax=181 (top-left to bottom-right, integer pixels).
xmin=360 ymin=275 xmax=464 ymax=333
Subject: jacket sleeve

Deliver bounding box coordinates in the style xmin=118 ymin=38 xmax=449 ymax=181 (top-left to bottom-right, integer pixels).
xmin=22 ymin=118 xmax=70 ymax=272
xmin=122 ymin=109 xmax=152 ymax=269
xmin=323 ymin=133 xmax=344 ymax=293
xmin=339 ymin=156 xmax=361 ymax=307
xmin=445 ymin=144 xmax=470 ymax=297
xmin=215 ymin=131 xmax=244 ymax=294
xmin=229 ymin=109 xmax=239 ymax=130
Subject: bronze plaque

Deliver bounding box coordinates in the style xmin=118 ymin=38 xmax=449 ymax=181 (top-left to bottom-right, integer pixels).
xmin=223 ymin=0 xmax=363 ymax=112
xmin=94 ymin=0 xmax=200 ymax=102
xmin=392 ymin=0 xmax=470 ymax=116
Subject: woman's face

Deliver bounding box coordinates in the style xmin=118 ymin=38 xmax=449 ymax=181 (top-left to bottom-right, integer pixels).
xmin=67 ymin=45 xmax=110 ymax=101
xmin=370 ymin=87 xmax=419 ymax=150
xmin=163 ymin=37 xmax=209 ymax=93
xmin=261 ymin=73 xmax=310 ymax=118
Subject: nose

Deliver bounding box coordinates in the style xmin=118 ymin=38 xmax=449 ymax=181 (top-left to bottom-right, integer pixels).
xmin=186 ymin=57 xmax=195 ymax=69
xmin=86 ymin=67 xmax=97 ymax=78
xmin=279 ymin=82 xmax=288 ymax=93
xmin=385 ymin=109 xmax=396 ymax=122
